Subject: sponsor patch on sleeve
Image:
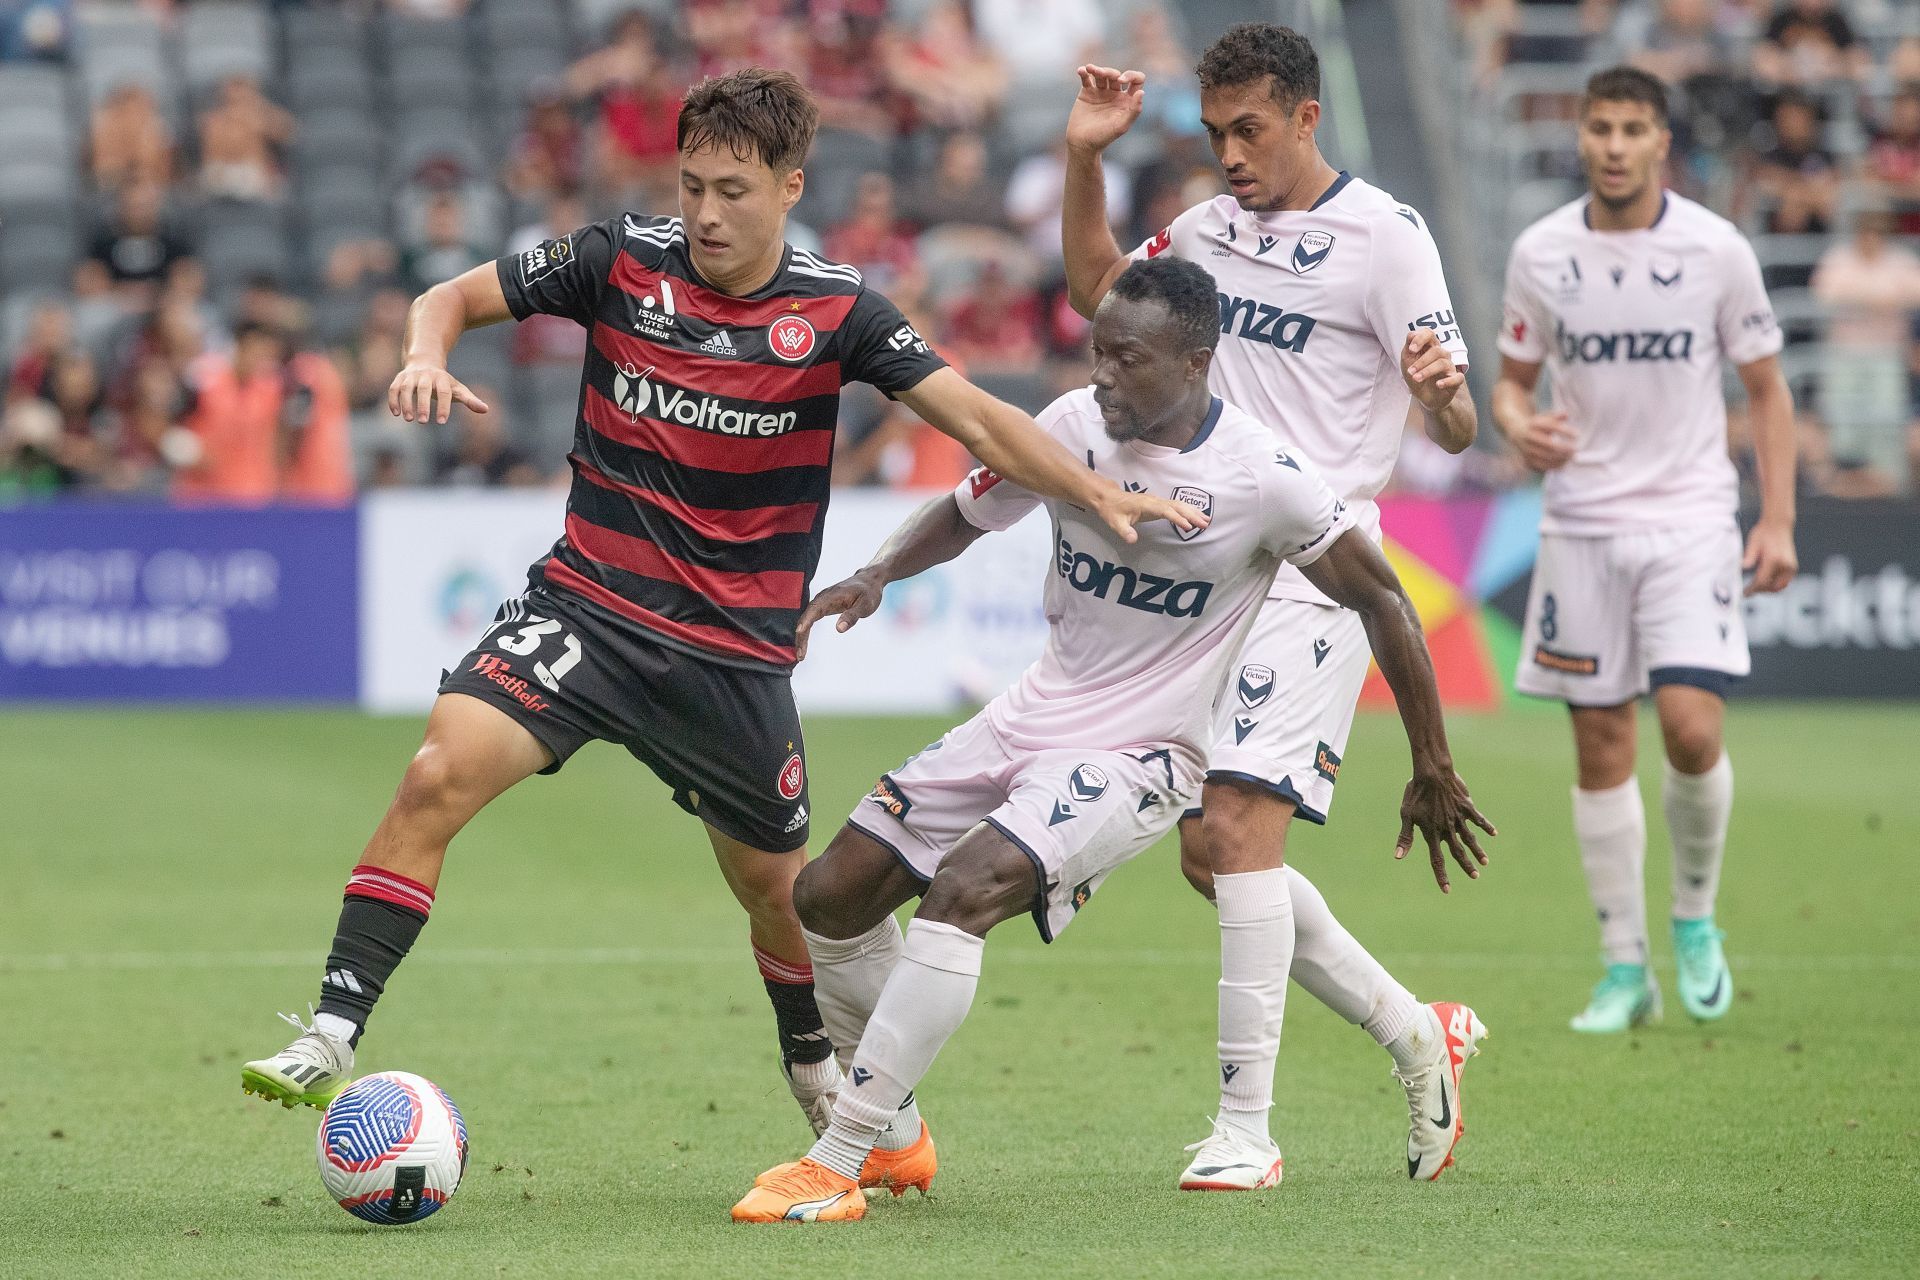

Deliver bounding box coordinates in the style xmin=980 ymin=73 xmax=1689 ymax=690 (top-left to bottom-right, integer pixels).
xmin=866 ymin=774 xmax=912 ymax=820
xmin=519 ymin=235 xmax=574 ymax=285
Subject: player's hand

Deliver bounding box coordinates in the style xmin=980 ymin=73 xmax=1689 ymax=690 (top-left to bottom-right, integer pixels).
xmin=795 ymin=567 xmax=886 ymax=662
xmin=1742 ymin=516 xmax=1797 ymax=596
xmin=1401 ymin=328 xmax=1465 ymax=412
xmin=389 ymin=362 xmax=489 ymax=424
xmin=1066 ymin=64 xmax=1145 ymax=154
xmin=1510 ymin=410 xmax=1577 ymax=472
xmin=1394 ymin=770 xmax=1495 ymax=894
xmin=1093 ymin=486 xmax=1209 ymax=544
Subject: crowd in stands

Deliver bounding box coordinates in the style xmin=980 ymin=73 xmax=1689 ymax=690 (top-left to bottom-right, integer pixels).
xmin=0 ymin=0 xmax=1227 ymax=502
xmin=1459 ymin=0 xmax=1920 ymax=498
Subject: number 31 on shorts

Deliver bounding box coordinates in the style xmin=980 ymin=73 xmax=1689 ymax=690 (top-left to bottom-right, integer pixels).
xmin=493 ymin=617 xmax=583 ymax=691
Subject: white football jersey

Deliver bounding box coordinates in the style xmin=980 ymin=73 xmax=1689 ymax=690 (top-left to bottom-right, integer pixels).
xmin=955 ymin=388 xmax=1354 ymax=782
xmin=1497 ymin=192 xmax=1783 ymax=534
xmin=1131 ymin=176 xmax=1468 ymax=604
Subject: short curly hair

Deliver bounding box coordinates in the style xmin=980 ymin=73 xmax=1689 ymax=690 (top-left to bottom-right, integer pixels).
xmin=1196 ymin=23 xmax=1320 ymax=109
xmin=1106 ymin=258 xmax=1220 ymax=355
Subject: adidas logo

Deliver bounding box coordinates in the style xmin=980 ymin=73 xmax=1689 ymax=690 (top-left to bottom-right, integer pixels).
xmin=784 ymin=803 xmax=808 ymax=834
xmin=323 ymin=969 xmax=362 ymax=994
xmin=697 ymin=329 xmax=739 ymax=358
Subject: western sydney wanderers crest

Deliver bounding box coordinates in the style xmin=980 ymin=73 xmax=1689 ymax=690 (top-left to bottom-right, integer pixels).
xmin=1289 ymin=231 xmax=1334 ymax=275
xmin=778 ymin=752 xmax=805 ymax=800
xmin=768 ymin=315 xmax=816 ymax=362
xmin=1171 ymin=485 xmax=1212 ymax=541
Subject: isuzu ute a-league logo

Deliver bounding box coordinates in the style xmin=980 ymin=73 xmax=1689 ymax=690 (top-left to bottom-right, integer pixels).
xmin=633 ymin=278 xmax=676 ymax=340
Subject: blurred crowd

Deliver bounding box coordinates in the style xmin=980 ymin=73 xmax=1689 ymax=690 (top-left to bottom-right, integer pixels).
xmin=0 ymin=0 xmax=1226 ymax=502
xmin=1459 ymin=0 xmax=1920 ymax=498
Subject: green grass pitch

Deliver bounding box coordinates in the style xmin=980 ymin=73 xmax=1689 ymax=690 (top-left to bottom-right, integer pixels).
xmin=2 ymin=703 xmax=1916 ymax=1278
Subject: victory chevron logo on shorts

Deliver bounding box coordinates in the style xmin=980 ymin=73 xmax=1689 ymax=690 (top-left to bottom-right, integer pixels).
xmin=323 ymin=969 xmax=363 ymax=994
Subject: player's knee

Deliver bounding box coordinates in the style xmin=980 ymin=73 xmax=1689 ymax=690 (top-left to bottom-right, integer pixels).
xmin=1178 ymin=821 xmax=1215 ymax=901
xmin=392 ymin=745 xmax=467 ymax=822
xmin=1200 ymin=782 xmax=1288 ymax=875
xmin=792 ymin=856 xmax=853 ymax=936
xmin=918 ymin=850 xmax=1035 ymax=937
xmin=733 ymin=862 xmax=800 ymax=930
xmin=1661 ymin=720 xmax=1722 ymax=775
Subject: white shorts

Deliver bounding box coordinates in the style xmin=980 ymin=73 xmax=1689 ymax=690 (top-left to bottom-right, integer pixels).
xmin=844 ymin=711 xmax=1196 ymax=942
xmin=1199 ymin=599 xmax=1370 ymax=825
xmin=1515 ymin=526 xmax=1750 ymax=706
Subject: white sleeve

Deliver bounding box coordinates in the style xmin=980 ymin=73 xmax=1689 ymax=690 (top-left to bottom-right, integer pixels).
xmin=1364 ymin=205 xmax=1470 ymax=369
xmin=952 ymin=395 xmax=1081 ymax=531
xmin=1259 ymin=446 xmax=1356 ymax=567
xmin=1714 ymin=232 xmax=1784 ymax=367
xmin=1129 ymin=200 xmax=1211 ymax=264
xmin=1496 ymin=237 xmax=1551 ymax=363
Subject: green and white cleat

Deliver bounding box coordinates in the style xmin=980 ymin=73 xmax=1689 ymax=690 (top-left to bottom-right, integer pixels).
xmin=1569 ymin=963 xmax=1661 ymax=1034
xmin=1672 ymin=917 xmax=1733 ymax=1021
xmin=240 ymin=1009 xmax=353 ymax=1110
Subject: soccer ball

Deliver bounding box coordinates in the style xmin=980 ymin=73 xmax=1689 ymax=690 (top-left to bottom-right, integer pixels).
xmin=316 ymin=1071 xmax=468 ymax=1224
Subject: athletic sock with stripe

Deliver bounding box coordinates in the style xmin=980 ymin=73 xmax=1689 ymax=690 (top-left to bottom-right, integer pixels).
xmin=314 ymin=863 xmax=434 ymax=1046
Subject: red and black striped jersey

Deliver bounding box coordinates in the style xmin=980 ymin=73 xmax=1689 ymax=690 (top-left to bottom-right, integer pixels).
xmin=495 ymin=214 xmax=946 ymax=671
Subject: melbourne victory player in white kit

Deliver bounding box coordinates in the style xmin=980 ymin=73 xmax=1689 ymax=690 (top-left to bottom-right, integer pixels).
xmin=730 ymin=260 xmax=1493 ymax=1223
xmin=1062 ymin=23 xmax=1491 ymax=1186
xmin=1494 ymin=68 xmax=1797 ymax=1033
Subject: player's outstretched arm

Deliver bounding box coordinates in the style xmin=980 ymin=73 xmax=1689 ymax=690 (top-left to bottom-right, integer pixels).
xmin=389 ymin=264 xmax=513 ymax=424
xmin=1062 ymin=64 xmax=1144 ymax=318
xmin=1736 ymin=354 xmax=1798 ymax=595
xmin=1299 ymin=531 xmax=1496 ymax=893
xmin=795 ymin=494 xmax=985 ymax=661
xmin=896 ymin=368 xmax=1205 ymax=544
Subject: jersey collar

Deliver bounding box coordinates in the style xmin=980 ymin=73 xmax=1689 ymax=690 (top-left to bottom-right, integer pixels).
xmin=1308 ymin=170 xmax=1353 ymax=211
xmin=1181 ymin=396 xmax=1224 ymax=454
xmin=1582 ymin=191 xmax=1669 ymax=232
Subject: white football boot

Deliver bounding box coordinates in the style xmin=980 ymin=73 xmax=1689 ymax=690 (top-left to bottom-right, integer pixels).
xmin=1177 ymin=1116 xmax=1283 ymax=1191
xmin=240 ymin=1009 xmax=354 ymax=1110
xmin=1398 ymin=1002 xmax=1488 ymax=1181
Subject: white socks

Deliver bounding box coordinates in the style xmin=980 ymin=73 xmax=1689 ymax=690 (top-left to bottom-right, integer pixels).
xmin=312 ymin=1012 xmax=358 ymax=1046
xmin=1214 ymin=869 xmax=1293 ymax=1140
xmin=808 ymin=919 xmax=982 ymax=1180
xmin=1573 ymin=779 xmax=1649 ymax=965
xmin=803 ymin=917 xmax=921 ymax=1151
xmin=1665 ymin=753 xmax=1733 ymax=921
xmin=1282 ymin=866 xmax=1428 ymax=1068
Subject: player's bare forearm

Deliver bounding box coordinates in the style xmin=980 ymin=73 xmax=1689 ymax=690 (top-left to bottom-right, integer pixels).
xmin=1062 ymin=146 xmax=1128 ymax=318
xmin=899 ymin=372 xmax=1106 ymax=514
xmin=402 ymin=264 xmax=515 ymax=366
xmin=1490 ymin=361 xmax=1541 ymax=444
xmin=865 ymin=494 xmax=987 ymax=586
xmin=1300 ymin=534 xmax=1452 ymax=779
xmin=1423 ymin=384 xmax=1479 ymax=454
xmin=1739 ymin=356 xmax=1797 ymax=528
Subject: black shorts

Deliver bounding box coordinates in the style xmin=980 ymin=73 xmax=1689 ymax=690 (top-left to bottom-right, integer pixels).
xmin=439 ymin=586 xmax=810 ymax=852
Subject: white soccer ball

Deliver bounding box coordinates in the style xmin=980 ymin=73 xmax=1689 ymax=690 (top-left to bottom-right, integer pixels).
xmin=316 ymin=1071 xmax=468 ymax=1225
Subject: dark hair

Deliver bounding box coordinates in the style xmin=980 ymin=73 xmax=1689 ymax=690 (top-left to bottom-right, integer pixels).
xmin=1583 ymin=66 xmax=1669 ymax=125
xmin=677 ymin=67 xmax=819 ymax=172
xmin=1106 ymin=258 xmax=1220 ymax=354
xmin=1196 ymin=23 xmax=1320 ymax=109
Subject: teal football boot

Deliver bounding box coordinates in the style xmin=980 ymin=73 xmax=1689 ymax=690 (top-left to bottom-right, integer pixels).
xmin=1569 ymin=962 xmax=1661 ymax=1033
xmin=1672 ymin=917 xmax=1733 ymax=1021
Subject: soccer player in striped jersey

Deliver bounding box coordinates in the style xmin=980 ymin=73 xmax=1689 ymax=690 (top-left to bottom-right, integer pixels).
xmin=1062 ymin=24 xmax=1490 ymax=1186
xmin=240 ymin=68 xmax=1200 ymax=1140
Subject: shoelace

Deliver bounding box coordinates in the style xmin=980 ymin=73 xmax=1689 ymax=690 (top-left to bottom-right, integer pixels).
xmin=275 ymin=1003 xmax=320 ymax=1038
xmin=1182 ymin=1116 xmax=1232 ymax=1155
xmin=1392 ymin=1064 xmax=1433 ymax=1136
